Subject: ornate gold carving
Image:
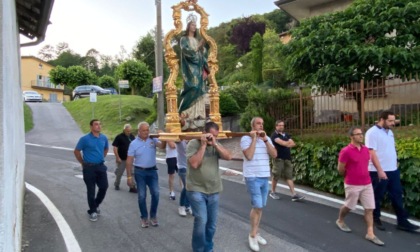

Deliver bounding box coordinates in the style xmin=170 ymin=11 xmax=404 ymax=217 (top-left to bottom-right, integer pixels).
xmin=163 ymin=0 xmax=223 ymax=137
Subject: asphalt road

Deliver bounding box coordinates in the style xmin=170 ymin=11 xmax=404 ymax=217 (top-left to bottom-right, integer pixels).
xmin=22 ymin=103 xmax=420 ymax=252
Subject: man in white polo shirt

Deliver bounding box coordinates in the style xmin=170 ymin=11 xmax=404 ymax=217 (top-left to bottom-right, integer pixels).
xmin=241 ymin=117 xmax=277 ymax=251
xmin=365 ymin=110 xmax=419 ymax=233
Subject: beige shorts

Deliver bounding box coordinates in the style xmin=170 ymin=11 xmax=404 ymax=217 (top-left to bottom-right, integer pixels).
xmin=344 ymin=184 xmax=375 ymax=210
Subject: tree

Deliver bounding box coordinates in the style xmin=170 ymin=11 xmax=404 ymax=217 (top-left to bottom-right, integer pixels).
xmin=250 ymin=33 xmax=263 ymax=84
xmin=49 ymin=65 xmax=97 ymax=89
xmin=82 ymin=48 xmax=100 ymax=74
xmin=48 ymin=51 xmax=82 ymax=67
xmin=38 ymin=45 xmax=55 ymax=61
xmin=98 ymin=75 xmax=116 ymax=88
xmin=263 ymin=9 xmax=292 ymax=34
xmin=115 ymin=60 xmax=152 ymax=96
xmin=49 ymin=65 xmax=68 ymax=85
xmin=230 ymin=17 xmax=266 ymax=55
xmin=281 ymin=0 xmax=420 ymax=118
xmin=133 ymin=33 xmax=156 ymax=74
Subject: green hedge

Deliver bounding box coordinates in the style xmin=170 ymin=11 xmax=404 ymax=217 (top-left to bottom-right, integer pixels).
xmin=291 ymin=136 xmax=420 ymax=218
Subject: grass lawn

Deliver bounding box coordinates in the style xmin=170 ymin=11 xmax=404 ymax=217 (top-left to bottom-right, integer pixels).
xmin=63 ymin=95 xmax=154 ymax=140
xmin=24 ymin=103 xmax=33 ymax=132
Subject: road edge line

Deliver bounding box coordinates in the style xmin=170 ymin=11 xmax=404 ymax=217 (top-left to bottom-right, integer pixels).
xmin=25 ymin=182 xmax=82 ymax=252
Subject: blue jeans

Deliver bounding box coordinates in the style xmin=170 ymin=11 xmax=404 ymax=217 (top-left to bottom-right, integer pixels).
xmin=82 ymin=163 xmax=108 ymax=214
xmin=370 ymin=170 xmax=409 ymax=225
xmin=135 ymin=168 xmax=160 ymax=220
xmin=187 ymin=191 xmax=219 ymax=252
xmin=245 ymin=177 xmax=269 ymax=208
xmin=178 ymin=168 xmax=190 ymax=208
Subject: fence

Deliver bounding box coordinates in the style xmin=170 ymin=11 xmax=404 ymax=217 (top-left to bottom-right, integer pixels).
xmin=280 ymin=79 xmax=420 ymax=136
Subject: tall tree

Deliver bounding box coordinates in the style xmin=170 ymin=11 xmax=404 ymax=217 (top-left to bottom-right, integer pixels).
xmin=281 ymin=0 xmax=420 ymax=117
xmin=38 ymin=45 xmax=55 ymax=61
xmin=48 ymin=51 xmax=82 ymax=68
xmin=115 ymin=60 xmax=152 ymax=96
xmin=133 ymin=33 xmax=156 ymax=74
xmin=230 ymin=17 xmax=266 ymax=55
xmin=250 ymin=33 xmax=263 ymax=84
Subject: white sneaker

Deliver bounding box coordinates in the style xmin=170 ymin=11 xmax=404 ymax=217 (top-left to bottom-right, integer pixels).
xmin=256 ymin=233 xmax=267 ymax=245
xmin=178 ymin=206 xmax=187 ymax=216
xmin=248 ymin=235 xmax=260 ymax=251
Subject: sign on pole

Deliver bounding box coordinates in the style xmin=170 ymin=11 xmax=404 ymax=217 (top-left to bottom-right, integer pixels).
xmin=118 ymin=80 xmax=129 ymax=89
xmin=90 ymin=92 xmax=97 ymax=102
xmin=153 ymin=76 xmax=163 ymax=93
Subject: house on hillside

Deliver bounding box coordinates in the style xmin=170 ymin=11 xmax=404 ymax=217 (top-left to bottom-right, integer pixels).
xmin=21 ymin=56 xmax=70 ymax=102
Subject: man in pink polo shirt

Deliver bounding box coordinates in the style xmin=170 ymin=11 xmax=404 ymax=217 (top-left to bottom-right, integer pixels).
xmin=336 ymin=127 xmax=384 ymax=246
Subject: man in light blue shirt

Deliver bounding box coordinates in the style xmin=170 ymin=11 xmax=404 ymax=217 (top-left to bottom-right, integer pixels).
xmin=126 ymin=122 xmax=165 ymax=228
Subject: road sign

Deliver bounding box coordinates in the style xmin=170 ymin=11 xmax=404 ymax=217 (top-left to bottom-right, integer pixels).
xmin=153 ymin=76 xmax=163 ymax=93
xmin=118 ymin=80 xmax=129 ymax=89
xmin=89 ymin=92 xmax=97 ymax=102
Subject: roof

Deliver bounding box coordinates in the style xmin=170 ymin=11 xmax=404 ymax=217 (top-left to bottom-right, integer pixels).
xmin=16 ymin=0 xmax=54 ymax=45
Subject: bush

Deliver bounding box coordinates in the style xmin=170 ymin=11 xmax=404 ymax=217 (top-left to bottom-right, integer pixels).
xmin=262 ymin=68 xmax=287 ymax=88
xmin=290 ymin=136 xmax=420 ymax=218
xmin=219 ymin=92 xmax=240 ymax=116
xmin=222 ymin=82 xmax=253 ymax=111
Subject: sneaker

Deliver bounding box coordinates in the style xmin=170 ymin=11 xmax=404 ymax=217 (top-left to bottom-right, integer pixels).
xmin=185 ymin=207 xmax=193 ymax=215
xmin=248 ymin=235 xmax=260 ymax=251
xmin=374 ymin=219 xmax=386 ymax=231
xmin=269 ymin=192 xmax=280 ymax=200
xmin=89 ymin=212 xmax=98 ymax=222
xmin=129 ymin=187 xmax=137 ymax=193
xmin=141 ymin=219 xmax=149 ymax=228
xmin=365 ymin=235 xmax=385 ymax=246
xmin=256 ymin=233 xmax=267 ymax=245
xmin=150 ymin=218 xmax=159 ymax=227
xmin=291 ymin=194 xmax=305 ymax=202
xmin=96 ymin=209 xmax=101 ymax=216
xmin=114 ymin=185 xmax=120 ymax=190
xmin=169 ymin=191 xmax=176 ymax=200
xmin=336 ymin=219 xmax=351 ymax=232
xmin=178 ymin=206 xmax=187 ymax=217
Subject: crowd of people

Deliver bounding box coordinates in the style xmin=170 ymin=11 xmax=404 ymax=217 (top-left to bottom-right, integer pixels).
xmin=74 ymin=111 xmax=419 ymax=252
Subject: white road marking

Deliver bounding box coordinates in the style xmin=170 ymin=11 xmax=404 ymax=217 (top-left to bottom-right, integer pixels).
xmin=28 ymin=143 xmax=420 ymax=227
xmin=25 ymin=183 xmax=82 ymax=252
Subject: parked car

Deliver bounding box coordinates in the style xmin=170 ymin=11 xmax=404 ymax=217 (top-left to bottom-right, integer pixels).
xmin=72 ymin=85 xmax=111 ymax=100
xmin=104 ymin=87 xmax=118 ymax=95
xmin=22 ymin=90 xmax=42 ymax=102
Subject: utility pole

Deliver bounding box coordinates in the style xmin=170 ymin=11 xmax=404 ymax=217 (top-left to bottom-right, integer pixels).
xmin=155 ymin=0 xmax=165 ymax=130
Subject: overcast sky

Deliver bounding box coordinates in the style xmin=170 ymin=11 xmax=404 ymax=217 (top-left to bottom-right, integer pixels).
xmin=20 ymin=0 xmax=279 ymax=58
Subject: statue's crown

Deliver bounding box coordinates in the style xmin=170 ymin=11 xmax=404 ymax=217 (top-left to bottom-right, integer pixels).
xmin=186 ymin=13 xmax=197 ymax=23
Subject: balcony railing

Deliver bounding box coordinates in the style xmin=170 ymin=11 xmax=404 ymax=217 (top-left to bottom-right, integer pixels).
xmin=31 ymin=79 xmax=64 ymax=90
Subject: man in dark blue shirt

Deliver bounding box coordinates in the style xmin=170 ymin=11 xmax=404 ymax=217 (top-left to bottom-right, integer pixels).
xmin=74 ymin=119 xmax=109 ymax=222
xmin=270 ymin=120 xmax=305 ymax=202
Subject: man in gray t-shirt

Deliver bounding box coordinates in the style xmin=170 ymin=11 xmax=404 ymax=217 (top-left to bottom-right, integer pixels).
xmin=186 ymin=122 xmax=232 ymax=252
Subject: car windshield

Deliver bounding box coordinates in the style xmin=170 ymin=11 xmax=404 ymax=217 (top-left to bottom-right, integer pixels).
xmin=24 ymin=91 xmax=38 ymax=95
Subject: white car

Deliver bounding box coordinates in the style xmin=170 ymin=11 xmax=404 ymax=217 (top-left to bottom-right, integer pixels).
xmin=22 ymin=91 xmax=42 ymax=102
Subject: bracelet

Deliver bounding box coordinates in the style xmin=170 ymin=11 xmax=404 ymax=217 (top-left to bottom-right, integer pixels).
xmin=263 ymin=139 xmax=268 ymax=143
xmin=127 ymin=176 xmax=132 ymax=179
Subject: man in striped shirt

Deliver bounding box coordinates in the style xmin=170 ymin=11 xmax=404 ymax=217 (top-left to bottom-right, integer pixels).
xmin=241 ymin=117 xmax=277 ymax=252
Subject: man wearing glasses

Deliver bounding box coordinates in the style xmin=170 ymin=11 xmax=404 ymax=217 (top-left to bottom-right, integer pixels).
xmin=336 ymin=127 xmax=384 ymax=246
xmin=365 ymin=110 xmax=419 ymax=233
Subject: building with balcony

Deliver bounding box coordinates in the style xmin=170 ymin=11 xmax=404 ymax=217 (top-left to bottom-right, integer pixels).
xmin=21 ymin=56 xmax=69 ymax=102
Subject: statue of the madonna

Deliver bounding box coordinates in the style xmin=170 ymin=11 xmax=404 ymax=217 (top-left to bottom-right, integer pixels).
xmin=179 ymin=13 xmax=209 ymax=131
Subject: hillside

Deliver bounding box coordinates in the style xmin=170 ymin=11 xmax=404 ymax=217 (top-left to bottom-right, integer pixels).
xmin=63 ymin=95 xmax=153 ymax=140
